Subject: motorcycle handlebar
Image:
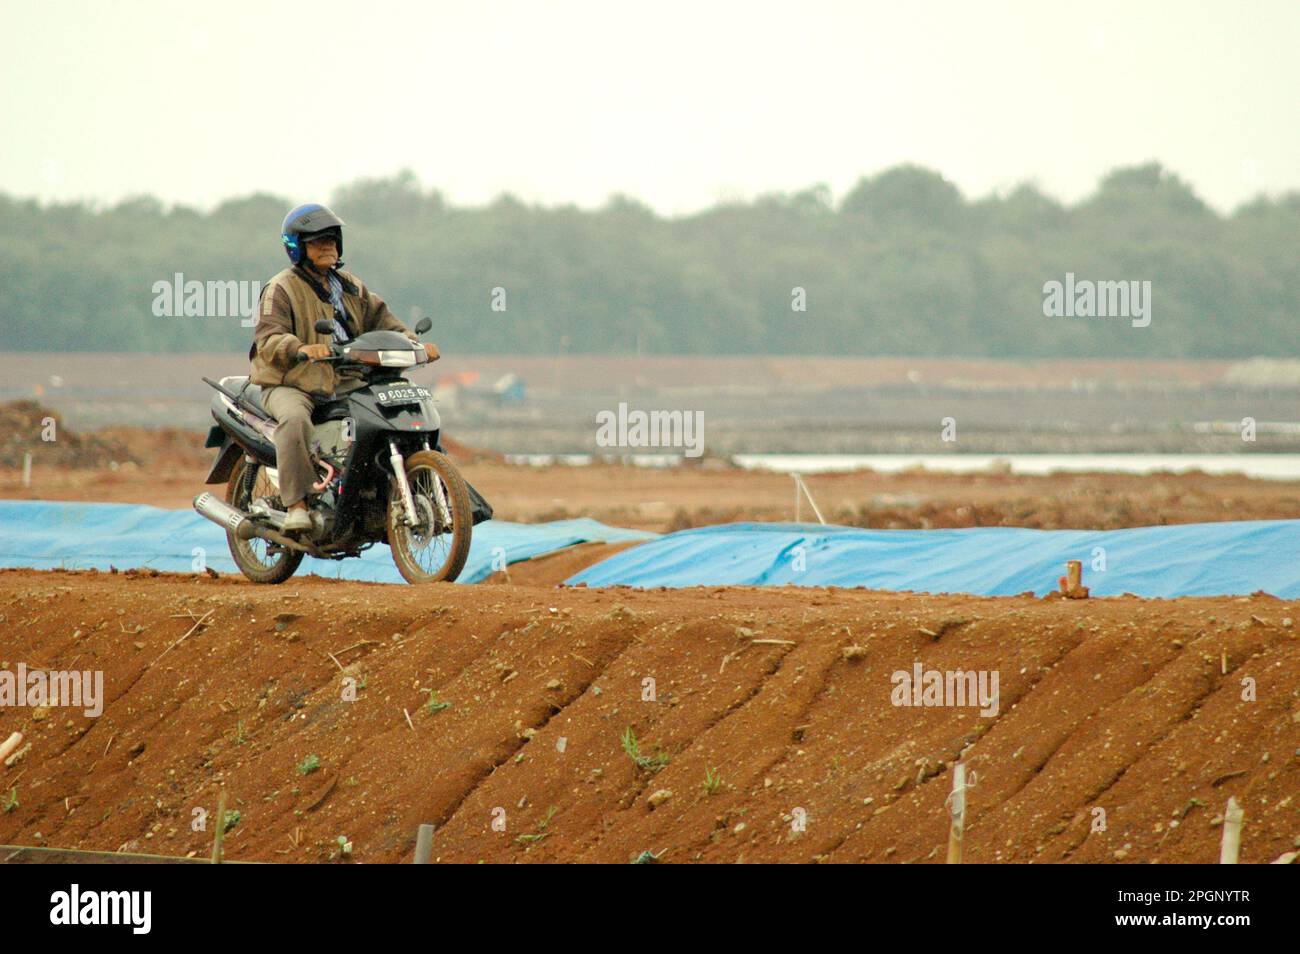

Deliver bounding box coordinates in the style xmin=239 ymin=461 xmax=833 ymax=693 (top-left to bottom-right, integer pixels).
xmin=293 ymin=342 xmax=431 ymax=364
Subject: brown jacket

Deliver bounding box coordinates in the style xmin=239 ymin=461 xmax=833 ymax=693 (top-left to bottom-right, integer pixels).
xmin=249 ymin=265 xmax=419 ymax=395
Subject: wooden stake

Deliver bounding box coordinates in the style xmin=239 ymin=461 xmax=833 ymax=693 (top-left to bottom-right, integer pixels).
xmin=211 ymin=789 xmax=227 ymax=865
xmin=1059 ymin=560 xmax=1090 ymax=599
xmin=1220 ymin=796 xmax=1243 ymax=864
xmin=21 ymin=453 xmax=32 ymax=488
xmin=947 ymin=762 xmax=967 ymax=864
xmin=414 ymin=823 xmax=435 ymax=864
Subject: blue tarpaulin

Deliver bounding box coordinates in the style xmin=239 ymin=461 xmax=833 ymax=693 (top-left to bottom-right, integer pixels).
xmin=566 ymin=520 xmax=1300 ymax=598
xmin=0 ymin=500 xmax=656 ymax=585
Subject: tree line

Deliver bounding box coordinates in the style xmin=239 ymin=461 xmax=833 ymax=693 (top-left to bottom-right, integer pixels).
xmin=1 ymin=163 xmax=1296 ymax=358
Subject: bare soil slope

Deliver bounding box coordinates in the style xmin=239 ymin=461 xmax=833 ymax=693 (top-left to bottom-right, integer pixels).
xmin=0 ymin=570 xmax=1294 ymax=864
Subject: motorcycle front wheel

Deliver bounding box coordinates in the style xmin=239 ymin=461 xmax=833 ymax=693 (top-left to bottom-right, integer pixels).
xmin=387 ymin=450 xmax=473 ymax=584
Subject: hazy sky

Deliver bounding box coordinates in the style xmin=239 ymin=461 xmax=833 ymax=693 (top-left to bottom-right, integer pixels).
xmin=2 ymin=0 xmax=1296 ymax=214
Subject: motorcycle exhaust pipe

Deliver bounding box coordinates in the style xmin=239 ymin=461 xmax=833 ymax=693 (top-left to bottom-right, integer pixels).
xmin=194 ymin=492 xmax=247 ymax=534
xmin=193 ymin=493 xmax=307 ymax=551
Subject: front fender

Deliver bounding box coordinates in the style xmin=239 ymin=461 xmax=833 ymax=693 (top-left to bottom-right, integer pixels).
xmin=204 ymin=435 xmax=244 ymax=485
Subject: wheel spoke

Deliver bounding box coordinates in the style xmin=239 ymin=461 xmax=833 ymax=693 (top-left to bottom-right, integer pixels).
xmin=235 ymin=464 xmax=288 ymax=571
xmin=411 ymin=470 xmax=449 ymax=572
xmin=393 ymin=460 xmax=461 ymax=580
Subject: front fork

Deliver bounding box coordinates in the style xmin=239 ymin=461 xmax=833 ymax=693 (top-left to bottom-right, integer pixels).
xmin=388 ymin=440 xmax=419 ymax=527
xmin=389 ymin=439 xmax=452 ymax=528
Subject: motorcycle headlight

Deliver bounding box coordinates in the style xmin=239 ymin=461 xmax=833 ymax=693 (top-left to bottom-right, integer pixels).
xmin=378 ymin=350 xmax=418 ymax=367
xmin=346 ymin=349 xmax=424 ymax=367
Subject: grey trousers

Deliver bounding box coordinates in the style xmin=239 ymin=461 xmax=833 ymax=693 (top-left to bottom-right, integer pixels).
xmin=262 ymin=386 xmax=317 ymax=507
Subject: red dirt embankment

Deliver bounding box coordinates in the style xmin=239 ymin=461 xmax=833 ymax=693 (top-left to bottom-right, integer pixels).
xmin=0 ymin=569 xmax=1295 ymax=863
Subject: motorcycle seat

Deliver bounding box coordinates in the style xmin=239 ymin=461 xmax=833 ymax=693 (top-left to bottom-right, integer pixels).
xmin=219 ymin=376 xmax=270 ymax=418
xmin=219 ymin=376 xmax=348 ymax=425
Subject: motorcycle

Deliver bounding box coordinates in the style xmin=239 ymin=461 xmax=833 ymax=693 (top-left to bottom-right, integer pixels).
xmin=193 ymin=317 xmax=490 ymax=584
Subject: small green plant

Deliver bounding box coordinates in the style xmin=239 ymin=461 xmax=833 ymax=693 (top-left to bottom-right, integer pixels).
xmin=620 ymin=726 xmax=640 ymax=764
xmin=515 ymin=805 xmax=557 ymax=845
xmin=703 ymin=767 xmax=721 ymax=795
xmin=423 ymin=689 xmax=450 ymax=714
xmin=222 ymin=809 xmax=241 ymax=833
xmin=231 ymin=720 xmax=246 ymax=746
xmin=296 ymin=753 xmax=320 ymax=776
xmin=1 ymin=787 xmax=17 ymax=813
xmin=621 ymin=727 xmax=670 ymax=773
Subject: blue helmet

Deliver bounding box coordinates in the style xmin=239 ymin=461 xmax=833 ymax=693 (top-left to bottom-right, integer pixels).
xmin=281 ymin=203 xmax=345 ymax=264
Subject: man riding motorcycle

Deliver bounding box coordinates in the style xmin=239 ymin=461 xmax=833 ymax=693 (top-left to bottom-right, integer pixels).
xmin=250 ymin=204 xmax=439 ymax=533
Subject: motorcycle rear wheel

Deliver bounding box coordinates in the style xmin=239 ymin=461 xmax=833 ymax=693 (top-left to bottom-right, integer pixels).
xmin=387 ymin=450 xmax=472 ymax=584
xmin=225 ymin=457 xmax=305 ymax=584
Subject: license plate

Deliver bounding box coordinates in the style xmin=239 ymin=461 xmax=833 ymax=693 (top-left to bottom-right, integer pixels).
xmin=374 ymin=384 xmax=431 ymax=407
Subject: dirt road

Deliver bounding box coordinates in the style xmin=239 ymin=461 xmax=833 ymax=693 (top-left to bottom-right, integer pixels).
xmin=5 ymin=456 xmax=1300 ymax=533
xmin=4 ymin=401 xmax=1300 ymax=531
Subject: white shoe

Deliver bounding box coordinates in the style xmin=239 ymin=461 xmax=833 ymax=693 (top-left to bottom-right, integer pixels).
xmin=283 ymin=508 xmax=313 ymax=533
